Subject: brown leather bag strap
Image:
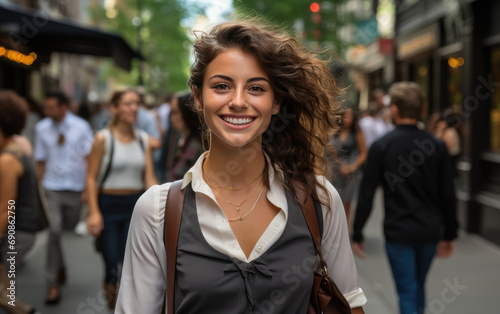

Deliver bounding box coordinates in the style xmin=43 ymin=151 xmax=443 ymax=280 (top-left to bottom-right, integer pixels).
xmin=163 ymin=180 xmax=185 ymax=314
xmin=292 ymin=180 xmax=328 ymax=269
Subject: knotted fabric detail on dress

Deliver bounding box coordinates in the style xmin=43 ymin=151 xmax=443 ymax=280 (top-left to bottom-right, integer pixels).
xmin=223 ymin=257 xmax=272 ymax=305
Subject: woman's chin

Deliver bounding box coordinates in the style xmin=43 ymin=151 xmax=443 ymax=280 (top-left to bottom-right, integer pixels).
xmin=213 ymin=135 xmax=260 ymax=150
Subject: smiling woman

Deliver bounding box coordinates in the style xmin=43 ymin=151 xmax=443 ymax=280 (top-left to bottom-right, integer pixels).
xmin=85 ymin=88 xmax=158 ymax=310
xmin=115 ymin=19 xmax=367 ymax=314
xmin=196 ymin=48 xmax=279 ymax=150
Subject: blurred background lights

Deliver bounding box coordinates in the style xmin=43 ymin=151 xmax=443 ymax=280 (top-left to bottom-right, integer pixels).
xmin=448 ymin=57 xmax=465 ymax=68
xmin=310 ymin=2 xmax=320 ymax=13
xmin=0 ymin=46 xmax=37 ymax=66
xmin=418 ymin=66 xmax=428 ymax=77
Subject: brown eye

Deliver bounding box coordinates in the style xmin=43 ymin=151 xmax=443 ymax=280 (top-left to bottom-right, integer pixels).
xmin=249 ymin=86 xmax=265 ymax=93
xmin=214 ymin=83 xmax=230 ymax=90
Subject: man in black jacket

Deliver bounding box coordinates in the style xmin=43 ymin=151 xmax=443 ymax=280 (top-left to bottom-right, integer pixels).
xmin=352 ymin=82 xmax=458 ymax=314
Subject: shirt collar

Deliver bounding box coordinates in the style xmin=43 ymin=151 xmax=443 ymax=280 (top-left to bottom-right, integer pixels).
xmin=52 ymin=111 xmax=72 ymax=130
xmin=395 ymin=124 xmax=419 ymax=130
xmin=182 ymin=151 xmax=288 ymax=214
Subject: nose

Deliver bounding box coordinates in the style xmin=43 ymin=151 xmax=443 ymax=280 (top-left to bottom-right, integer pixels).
xmin=229 ymin=88 xmax=248 ymax=110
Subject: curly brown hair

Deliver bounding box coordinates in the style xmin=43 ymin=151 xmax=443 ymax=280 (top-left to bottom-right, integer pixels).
xmin=0 ymin=90 xmax=28 ymax=137
xmin=188 ymin=20 xmax=341 ymax=202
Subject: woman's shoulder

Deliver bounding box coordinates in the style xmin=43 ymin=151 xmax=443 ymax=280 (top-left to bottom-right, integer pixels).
xmin=90 ymin=130 xmax=108 ymax=153
xmin=13 ymin=135 xmax=33 ymax=157
xmin=133 ymin=182 xmax=173 ymax=226
xmin=314 ymin=175 xmax=342 ymax=208
xmin=134 ymin=128 xmax=149 ymax=147
xmin=0 ymin=150 xmax=23 ymax=178
xmin=134 ymin=128 xmax=149 ymax=139
xmin=315 ymin=174 xmax=340 ymax=195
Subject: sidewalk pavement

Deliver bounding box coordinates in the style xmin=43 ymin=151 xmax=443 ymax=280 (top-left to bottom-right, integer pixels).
xmin=4 ymin=230 xmax=109 ymax=314
xmin=354 ymin=189 xmax=500 ymax=313
xmin=5 ymin=189 xmax=500 ymax=314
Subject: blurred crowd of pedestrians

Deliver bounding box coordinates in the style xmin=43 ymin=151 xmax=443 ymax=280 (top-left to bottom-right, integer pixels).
xmin=0 ymin=87 xmax=205 ymax=312
xmin=0 ymin=79 xmax=463 ymax=313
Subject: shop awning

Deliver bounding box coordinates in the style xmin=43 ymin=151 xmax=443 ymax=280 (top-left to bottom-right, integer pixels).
xmin=0 ymin=4 xmax=142 ymax=71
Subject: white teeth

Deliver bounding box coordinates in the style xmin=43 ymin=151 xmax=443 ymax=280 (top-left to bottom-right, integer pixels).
xmin=222 ymin=117 xmax=254 ymax=125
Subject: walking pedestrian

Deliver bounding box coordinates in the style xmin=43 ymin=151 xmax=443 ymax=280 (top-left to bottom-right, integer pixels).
xmin=86 ymin=88 xmax=157 ymax=309
xmin=157 ymin=93 xmax=174 ymax=183
xmin=428 ymin=108 xmax=461 ymax=177
xmin=330 ymin=108 xmax=367 ymax=227
xmin=115 ymin=19 xmax=366 ymax=313
xmin=166 ymin=91 xmax=204 ymax=181
xmin=135 ymin=91 xmax=162 ymax=150
xmin=0 ymin=90 xmax=40 ymax=314
xmin=358 ymin=101 xmax=392 ymax=150
xmin=352 ymin=82 xmax=458 ymax=314
xmin=34 ymin=91 xmax=94 ymax=304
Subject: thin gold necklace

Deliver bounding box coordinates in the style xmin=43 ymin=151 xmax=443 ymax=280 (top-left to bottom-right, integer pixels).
xmin=216 ymin=177 xmax=263 ymax=215
xmin=227 ymin=185 xmax=265 ymax=222
xmin=205 ymin=169 xmax=264 ymax=191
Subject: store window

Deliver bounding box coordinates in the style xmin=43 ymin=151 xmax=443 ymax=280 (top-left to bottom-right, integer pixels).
xmin=491 ymin=47 xmax=500 ymax=151
xmin=412 ymin=60 xmax=430 ymax=101
xmin=409 ymin=58 xmax=432 ymax=119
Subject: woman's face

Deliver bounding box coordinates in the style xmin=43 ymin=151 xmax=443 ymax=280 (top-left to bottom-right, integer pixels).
xmin=193 ymin=48 xmax=280 ymax=150
xmin=169 ymin=97 xmax=187 ymax=134
xmin=113 ymin=91 xmax=139 ymax=124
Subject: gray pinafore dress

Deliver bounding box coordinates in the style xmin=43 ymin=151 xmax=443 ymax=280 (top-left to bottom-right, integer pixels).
xmin=174 ymin=184 xmax=318 ymax=313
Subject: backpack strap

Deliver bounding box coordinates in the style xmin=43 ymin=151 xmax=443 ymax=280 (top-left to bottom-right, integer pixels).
xmin=98 ymin=130 xmax=114 ymax=191
xmin=135 ymin=129 xmax=146 ymax=152
xmin=314 ymin=197 xmax=324 ymax=241
xmin=163 ymin=180 xmax=185 ymax=314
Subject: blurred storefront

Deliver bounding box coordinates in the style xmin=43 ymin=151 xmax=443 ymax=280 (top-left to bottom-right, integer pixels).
xmin=342 ymin=0 xmax=395 ymax=110
xmin=346 ymin=38 xmax=394 ymax=109
xmin=395 ymin=0 xmax=500 ymax=245
xmin=0 ymin=1 xmax=140 ymax=102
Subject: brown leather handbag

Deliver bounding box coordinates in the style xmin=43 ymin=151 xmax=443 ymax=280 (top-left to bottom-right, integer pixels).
xmin=293 ymin=181 xmax=352 ymax=314
xmin=163 ymin=180 xmax=352 ymax=314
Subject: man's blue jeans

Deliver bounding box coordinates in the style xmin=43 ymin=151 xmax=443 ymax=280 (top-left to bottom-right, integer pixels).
xmin=385 ymin=241 xmax=438 ymax=314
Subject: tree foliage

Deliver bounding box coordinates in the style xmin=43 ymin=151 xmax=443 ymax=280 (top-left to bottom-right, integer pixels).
xmin=90 ymin=0 xmax=194 ymax=95
xmin=232 ymin=0 xmax=356 ymax=54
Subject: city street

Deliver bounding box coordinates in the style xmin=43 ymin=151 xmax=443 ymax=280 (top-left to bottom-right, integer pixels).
xmin=355 ymin=190 xmax=500 ymax=313
xmin=2 ymin=1 xmax=500 ymax=314
xmin=5 ymin=227 xmax=110 ymax=314
xmin=5 ymin=191 xmax=500 ymax=314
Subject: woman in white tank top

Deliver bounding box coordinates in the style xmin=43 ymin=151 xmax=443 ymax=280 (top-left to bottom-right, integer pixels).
xmin=85 ymin=89 xmax=157 ymax=309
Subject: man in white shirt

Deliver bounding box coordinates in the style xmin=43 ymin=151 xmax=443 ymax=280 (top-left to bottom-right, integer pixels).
xmin=34 ymin=91 xmax=94 ymax=304
xmin=359 ymin=101 xmax=393 ymax=150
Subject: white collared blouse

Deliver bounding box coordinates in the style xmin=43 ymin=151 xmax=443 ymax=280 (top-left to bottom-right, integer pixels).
xmin=116 ymin=152 xmax=367 ymax=313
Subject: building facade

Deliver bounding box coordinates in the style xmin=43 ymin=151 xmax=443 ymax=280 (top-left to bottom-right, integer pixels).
xmin=0 ymin=0 xmax=139 ymax=103
xmin=395 ymin=0 xmax=500 ymax=245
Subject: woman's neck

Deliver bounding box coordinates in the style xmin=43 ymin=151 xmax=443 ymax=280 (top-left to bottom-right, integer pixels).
xmin=112 ymin=121 xmax=134 ymax=136
xmin=203 ymin=139 xmax=266 ymax=188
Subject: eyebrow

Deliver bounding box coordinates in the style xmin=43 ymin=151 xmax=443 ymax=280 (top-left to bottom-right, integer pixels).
xmin=209 ymin=74 xmax=270 ymax=84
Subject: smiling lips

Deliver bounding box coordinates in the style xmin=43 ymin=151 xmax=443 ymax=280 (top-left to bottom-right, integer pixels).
xmin=220 ymin=115 xmax=255 ymax=125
